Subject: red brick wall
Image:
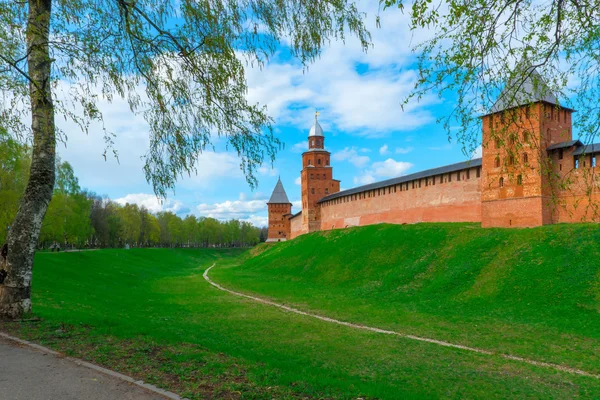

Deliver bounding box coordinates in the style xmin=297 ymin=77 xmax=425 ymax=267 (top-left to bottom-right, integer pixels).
xmin=549 ymin=150 xmax=600 ymax=223
xmin=319 ymin=166 xmax=481 ymax=231
xmin=482 ymin=197 xmax=545 ymax=227
xmin=289 ymin=214 xmax=305 ymax=239
xmin=267 ymin=203 xmax=292 ymax=240
xmin=481 ymin=102 xmax=574 ymax=227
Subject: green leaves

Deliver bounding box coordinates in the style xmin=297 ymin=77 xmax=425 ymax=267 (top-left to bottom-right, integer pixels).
xmin=1 ymin=0 xmax=371 ymax=197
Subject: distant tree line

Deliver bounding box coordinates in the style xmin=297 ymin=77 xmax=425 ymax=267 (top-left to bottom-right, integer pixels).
xmin=1 ymin=135 xmax=267 ymax=249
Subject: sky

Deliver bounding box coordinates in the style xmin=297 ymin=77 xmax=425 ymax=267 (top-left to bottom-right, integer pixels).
xmin=56 ymin=3 xmax=483 ymax=228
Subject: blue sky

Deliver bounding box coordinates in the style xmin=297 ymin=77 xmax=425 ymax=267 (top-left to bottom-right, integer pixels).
xmin=56 ymin=3 xmax=483 ymax=227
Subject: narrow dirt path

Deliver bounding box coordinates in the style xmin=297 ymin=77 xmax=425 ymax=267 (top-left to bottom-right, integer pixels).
xmin=203 ymin=264 xmax=599 ymax=380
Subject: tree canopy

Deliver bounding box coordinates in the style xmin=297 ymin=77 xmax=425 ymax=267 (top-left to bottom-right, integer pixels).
xmin=1 ymin=0 xmax=370 ymax=196
xmin=1 ymin=140 xmax=263 ymax=249
xmin=383 ymin=0 xmax=600 ymax=153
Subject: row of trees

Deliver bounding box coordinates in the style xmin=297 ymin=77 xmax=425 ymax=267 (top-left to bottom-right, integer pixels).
xmin=1 ymin=135 xmax=266 ymax=249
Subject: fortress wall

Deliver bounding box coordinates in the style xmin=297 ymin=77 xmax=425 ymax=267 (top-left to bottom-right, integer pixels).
xmin=553 ymin=165 xmax=600 ymax=223
xmin=289 ymin=215 xmax=305 ymax=239
xmin=319 ymin=167 xmax=482 ymax=231
xmin=481 ymin=197 xmax=546 ymax=227
xmin=545 ymin=148 xmax=600 ymax=223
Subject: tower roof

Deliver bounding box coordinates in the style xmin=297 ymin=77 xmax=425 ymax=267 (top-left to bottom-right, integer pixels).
xmin=489 ymin=65 xmax=560 ymax=114
xmin=267 ymin=177 xmax=291 ymax=204
xmin=308 ymin=113 xmax=324 ymax=137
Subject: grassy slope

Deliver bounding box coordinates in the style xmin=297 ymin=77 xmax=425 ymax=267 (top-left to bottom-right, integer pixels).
xmin=1 ymin=228 xmax=598 ymax=399
xmin=214 ymin=223 xmax=600 ymax=384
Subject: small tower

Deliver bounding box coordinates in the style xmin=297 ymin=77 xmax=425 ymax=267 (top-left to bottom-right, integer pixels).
xmin=301 ymin=112 xmax=340 ymax=232
xmin=266 ymin=178 xmax=292 ymax=242
xmin=481 ymin=65 xmax=574 ymax=227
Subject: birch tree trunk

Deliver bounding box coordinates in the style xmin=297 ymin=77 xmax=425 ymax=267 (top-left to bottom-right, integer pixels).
xmin=0 ymin=0 xmax=55 ymax=319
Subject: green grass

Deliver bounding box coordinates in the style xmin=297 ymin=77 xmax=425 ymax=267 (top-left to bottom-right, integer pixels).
xmin=2 ymin=224 xmax=600 ymax=399
xmin=215 ymin=223 xmax=600 ymax=384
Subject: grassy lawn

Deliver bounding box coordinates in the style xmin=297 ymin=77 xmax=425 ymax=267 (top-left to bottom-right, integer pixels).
xmin=1 ymin=225 xmax=599 ymax=399
xmin=214 ymin=223 xmax=600 ymax=386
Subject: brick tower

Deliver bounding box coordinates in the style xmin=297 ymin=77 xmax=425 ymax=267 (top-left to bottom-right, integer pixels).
xmin=481 ymin=66 xmax=574 ymax=227
xmin=266 ymin=178 xmax=292 ymax=242
xmin=301 ymin=113 xmax=340 ymax=232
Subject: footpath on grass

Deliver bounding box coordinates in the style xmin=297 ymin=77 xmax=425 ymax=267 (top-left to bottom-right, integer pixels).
xmin=0 ymin=334 xmax=181 ymax=400
xmin=203 ymin=263 xmax=600 ymax=381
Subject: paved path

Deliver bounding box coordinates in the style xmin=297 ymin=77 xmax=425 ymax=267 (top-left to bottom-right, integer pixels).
xmin=0 ymin=336 xmax=168 ymax=400
xmin=203 ymin=263 xmax=600 ymax=380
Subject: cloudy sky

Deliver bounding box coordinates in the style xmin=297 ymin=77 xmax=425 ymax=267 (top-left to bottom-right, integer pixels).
xmin=56 ymin=3 xmax=482 ymax=228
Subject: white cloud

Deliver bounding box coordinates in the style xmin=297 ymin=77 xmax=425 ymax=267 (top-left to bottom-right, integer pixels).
xmin=294 ymin=176 xmax=301 ymax=185
xmin=332 ymin=147 xmax=370 ymax=168
xmin=292 ymin=141 xmax=308 ymax=152
xmin=379 ymin=144 xmax=389 ymax=155
xmin=241 ymin=215 xmax=268 ymax=228
xmin=354 ymin=158 xmax=413 ymax=186
xmin=196 ymin=192 xmax=268 ymax=224
xmin=371 ymin=159 xmax=413 ymax=178
xmin=395 ymin=146 xmax=414 ymax=154
xmin=176 ymin=151 xmax=244 ymax=191
xmin=241 ymin=4 xmax=438 ymax=136
xmin=258 ymin=165 xmax=279 ymax=176
xmin=354 ymin=173 xmax=376 ymax=185
xmin=471 ymin=145 xmax=483 ymax=159
xmin=115 ymin=193 xmax=187 ymax=214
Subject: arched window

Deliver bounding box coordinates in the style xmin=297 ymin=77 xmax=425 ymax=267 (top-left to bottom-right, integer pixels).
xmin=323 ymin=174 xmax=326 ymax=179
xmin=310 ymin=173 xmax=313 ymax=179
xmin=311 ymin=188 xmax=315 ymax=194
xmin=317 ymin=159 xmax=321 ymax=165
xmin=494 ymin=156 xmax=500 ymax=168
xmin=523 ymin=131 xmax=530 ymax=143
xmin=509 ymin=134 xmax=516 ymax=145
xmin=523 ymin=153 xmax=529 ymax=164
xmin=499 ymin=177 xmax=504 ymax=188
xmin=517 ymin=175 xmax=523 ymax=185
xmin=308 ymin=159 xmax=312 ymax=165
xmin=509 ymin=155 xmax=515 ymax=166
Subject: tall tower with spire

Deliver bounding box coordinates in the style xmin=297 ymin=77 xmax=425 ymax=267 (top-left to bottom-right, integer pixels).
xmin=266 ymin=177 xmax=292 ymax=242
xmin=301 ymin=112 xmax=340 ymax=232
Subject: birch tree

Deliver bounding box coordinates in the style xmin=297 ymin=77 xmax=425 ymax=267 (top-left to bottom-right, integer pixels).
xmin=0 ymin=0 xmax=370 ymax=318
